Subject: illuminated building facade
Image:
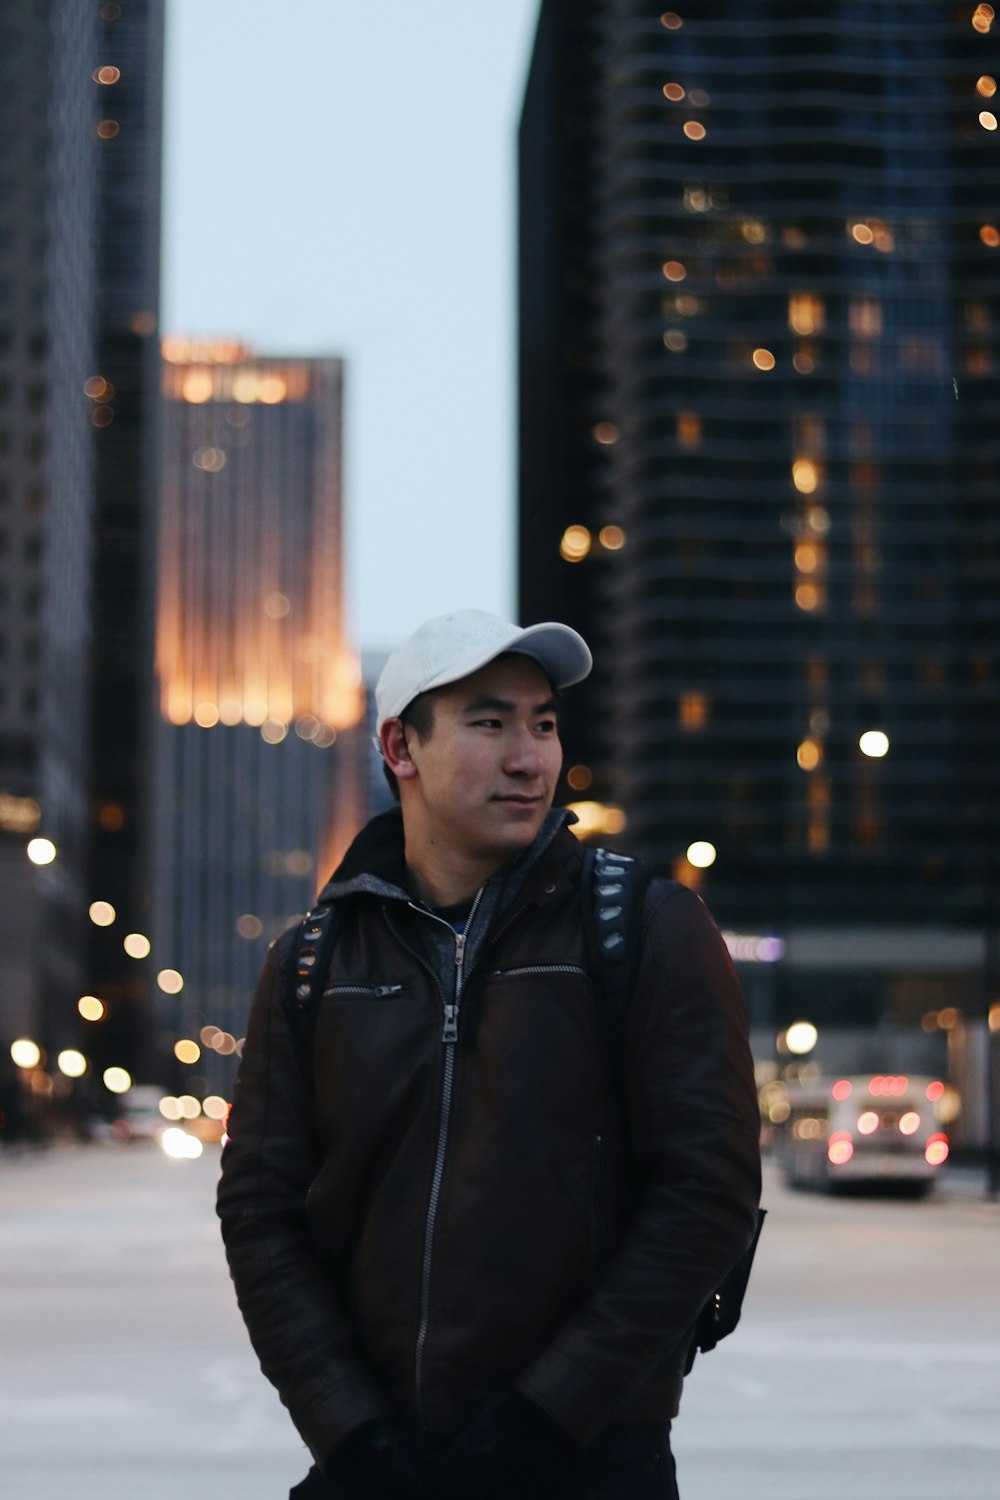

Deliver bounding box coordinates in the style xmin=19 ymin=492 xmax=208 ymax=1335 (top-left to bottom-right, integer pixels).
xmin=155 ymin=344 xmax=363 ymax=1094
xmin=519 ymin=2 xmax=1000 ymax=1079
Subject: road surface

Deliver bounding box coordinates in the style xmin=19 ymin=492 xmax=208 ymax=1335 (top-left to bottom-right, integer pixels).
xmin=2 ymin=1145 xmax=998 ymax=1499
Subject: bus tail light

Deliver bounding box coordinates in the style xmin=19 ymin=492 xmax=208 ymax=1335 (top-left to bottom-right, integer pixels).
xmin=925 ymin=1134 xmax=949 ymax=1167
xmin=828 ymin=1131 xmax=854 ymax=1165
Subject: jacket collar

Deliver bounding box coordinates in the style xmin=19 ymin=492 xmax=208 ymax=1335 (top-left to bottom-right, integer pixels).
xmin=316 ymin=805 xmax=578 ymax=913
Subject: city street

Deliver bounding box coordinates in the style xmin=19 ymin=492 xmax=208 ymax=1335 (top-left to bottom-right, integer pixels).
xmin=2 ymin=1145 xmax=998 ymax=1500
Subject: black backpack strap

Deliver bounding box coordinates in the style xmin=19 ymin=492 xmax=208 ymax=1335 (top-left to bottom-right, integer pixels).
xmin=580 ymin=846 xmax=650 ymax=1077
xmin=581 ymin=846 xmax=766 ymax=1369
xmin=287 ymin=900 xmax=341 ymax=1050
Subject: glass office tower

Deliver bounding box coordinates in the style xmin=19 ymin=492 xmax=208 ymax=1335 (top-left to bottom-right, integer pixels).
xmin=155 ymin=345 xmax=363 ymax=1096
xmin=519 ymin=2 xmax=999 ymax=1104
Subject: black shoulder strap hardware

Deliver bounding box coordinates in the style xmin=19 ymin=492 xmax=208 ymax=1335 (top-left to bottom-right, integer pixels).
xmin=289 ymin=901 xmax=341 ymax=1046
xmin=580 ymin=846 xmax=650 ymax=1077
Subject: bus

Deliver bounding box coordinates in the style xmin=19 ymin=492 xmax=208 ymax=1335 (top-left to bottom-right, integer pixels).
xmin=773 ymin=1074 xmax=951 ymax=1194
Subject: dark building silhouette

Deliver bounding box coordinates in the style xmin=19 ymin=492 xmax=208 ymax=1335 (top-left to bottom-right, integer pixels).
xmin=519 ymin=1 xmax=1000 ymax=1101
xmin=0 ymin=0 xmax=163 ymax=1108
xmin=86 ymin=0 xmax=165 ymax=1084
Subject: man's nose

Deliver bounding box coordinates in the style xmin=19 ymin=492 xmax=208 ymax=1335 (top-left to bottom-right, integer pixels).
xmin=504 ymin=727 xmax=545 ymax=776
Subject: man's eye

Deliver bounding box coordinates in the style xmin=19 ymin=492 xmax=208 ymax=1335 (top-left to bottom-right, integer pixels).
xmin=536 ymin=719 xmax=558 ymax=734
xmin=472 ymin=718 xmax=502 ymax=729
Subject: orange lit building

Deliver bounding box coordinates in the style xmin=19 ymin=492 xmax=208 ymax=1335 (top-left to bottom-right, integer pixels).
xmin=155 ymin=344 xmax=364 ymax=1093
xmin=518 ymin=2 xmax=999 ymax=1133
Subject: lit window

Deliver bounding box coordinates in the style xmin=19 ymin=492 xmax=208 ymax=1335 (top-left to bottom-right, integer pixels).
xmin=679 ymin=692 xmax=709 ymax=730
xmin=859 ymin=730 xmax=889 ymax=759
xmin=795 ymin=582 xmax=822 ymax=612
xmin=96 ymin=120 xmax=119 ymax=140
xmin=676 ymin=411 xmax=701 ymax=447
xmin=979 ymin=110 xmax=998 ymax=130
xmin=560 ymin=525 xmax=591 ymax=563
xmin=849 ymin=298 xmax=882 ymax=337
xmin=192 ymin=446 xmax=226 ymax=472
xmin=592 ymin=421 xmax=619 ymax=445
xmin=663 ymin=329 xmax=688 ymax=352
xmin=980 ymin=224 xmax=1000 ymax=247
xmin=662 ymin=260 xmax=687 ymax=281
xmin=752 ymin=348 xmax=776 ymax=371
xmin=977 ymin=75 xmax=997 ymax=96
xmin=598 ymin=525 xmax=626 ymax=551
xmin=788 ymin=292 xmax=824 ymax=335
xmin=683 ymin=121 xmax=706 ymax=141
xmin=93 ymin=65 xmax=121 ymax=84
xmin=796 ymin=738 xmax=822 ymax=771
xmin=662 ymin=82 xmax=685 ymax=101
xmin=792 ymin=458 xmax=820 ymax=494
xmin=850 ymin=222 xmax=874 ymax=245
xmin=566 ymin=765 xmax=593 ymax=792
xmin=182 ymin=370 xmax=214 ymax=403
xmin=660 ymin=11 xmax=683 ymax=28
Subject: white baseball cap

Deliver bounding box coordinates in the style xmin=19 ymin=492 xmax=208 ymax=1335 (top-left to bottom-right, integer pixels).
xmin=375 ymin=609 xmax=592 ymax=739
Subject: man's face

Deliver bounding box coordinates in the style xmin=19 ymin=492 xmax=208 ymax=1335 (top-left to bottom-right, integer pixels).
xmin=401 ymin=654 xmax=563 ymax=871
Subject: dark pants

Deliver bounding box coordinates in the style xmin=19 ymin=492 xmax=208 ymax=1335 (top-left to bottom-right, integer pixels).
xmin=291 ymin=1422 xmax=679 ymax=1499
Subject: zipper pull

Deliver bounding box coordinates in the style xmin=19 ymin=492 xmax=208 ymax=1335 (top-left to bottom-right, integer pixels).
xmin=442 ymin=1003 xmax=459 ymax=1044
xmin=455 ymin=930 xmax=467 ymax=971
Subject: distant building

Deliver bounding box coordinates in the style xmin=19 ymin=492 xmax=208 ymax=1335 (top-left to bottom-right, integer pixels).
xmin=0 ymin=3 xmax=164 ymax=1090
xmin=519 ymin=2 xmax=999 ymax=1103
xmin=155 ymin=344 xmax=364 ymax=1095
xmin=85 ymin=0 xmax=165 ymax=1085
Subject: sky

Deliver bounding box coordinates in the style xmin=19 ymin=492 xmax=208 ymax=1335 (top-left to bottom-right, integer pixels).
xmin=161 ymin=0 xmax=541 ymax=657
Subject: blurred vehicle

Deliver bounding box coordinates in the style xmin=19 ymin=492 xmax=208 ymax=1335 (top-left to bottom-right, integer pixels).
xmin=86 ymin=1084 xmax=167 ymax=1144
xmin=773 ymin=1074 xmax=950 ymax=1195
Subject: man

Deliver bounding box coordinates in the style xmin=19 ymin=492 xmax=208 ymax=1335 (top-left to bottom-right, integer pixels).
xmin=217 ymin=609 xmax=761 ymax=1499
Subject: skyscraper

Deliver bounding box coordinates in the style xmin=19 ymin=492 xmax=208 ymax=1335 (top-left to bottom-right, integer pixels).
xmin=0 ymin=1 xmax=164 ymax=1110
xmin=86 ymin=0 xmax=165 ymax=1082
xmin=519 ymin=2 xmax=999 ymax=1069
xmin=0 ymin=4 xmax=99 ymax=1060
xmin=155 ymin=343 xmax=363 ymax=1096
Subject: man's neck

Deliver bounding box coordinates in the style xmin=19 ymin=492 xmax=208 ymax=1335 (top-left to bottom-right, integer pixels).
xmin=404 ymin=841 xmax=503 ymax=909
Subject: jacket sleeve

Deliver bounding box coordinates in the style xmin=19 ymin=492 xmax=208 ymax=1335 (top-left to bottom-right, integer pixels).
xmin=515 ymin=882 xmax=762 ymax=1447
xmin=216 ymin=929 xmax=393 ymax=1465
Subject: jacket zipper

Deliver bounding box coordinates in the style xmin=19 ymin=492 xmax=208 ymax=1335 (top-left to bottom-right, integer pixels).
xmin=410 ymin=885 xmax=486 ymax=1423
xmin=489 ymin=963 xmax=587 ymax=980
xmin=321 ymin=983 xmax=404 ymax=999
xmin=592 ymin=1132 xmax=606 ymax=1281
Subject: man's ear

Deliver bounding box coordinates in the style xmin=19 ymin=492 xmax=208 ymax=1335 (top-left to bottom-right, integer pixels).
xmin=380 ymin=718 xmax=419 ymax=782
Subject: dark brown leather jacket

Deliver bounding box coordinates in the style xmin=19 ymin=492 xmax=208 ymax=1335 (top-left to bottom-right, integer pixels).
xmin=217 ymin=810 xmax=761 ymax=1466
